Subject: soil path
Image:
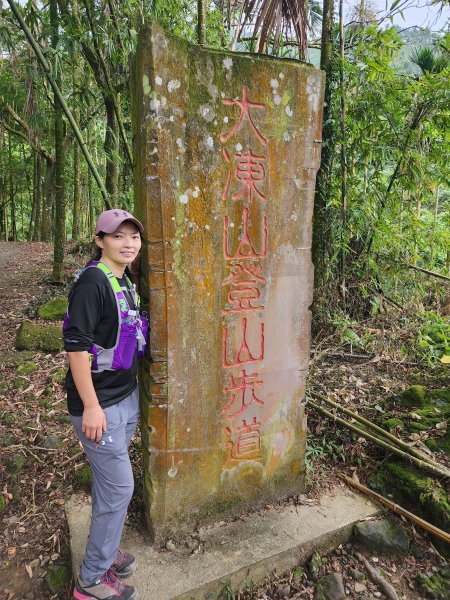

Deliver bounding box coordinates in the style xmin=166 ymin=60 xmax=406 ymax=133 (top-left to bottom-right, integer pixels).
xmin=0 ymin=241 xmax=74 ymax=600
xmin=0 ymin=241 xmax=54 ymax=347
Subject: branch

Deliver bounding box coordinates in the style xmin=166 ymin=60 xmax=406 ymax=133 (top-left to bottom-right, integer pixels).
xmin=307 ymin=399 xmax=450 ymax=479
xmin=81 ymin=0 xmax=133 ymax=168
xmin=7 ymin=0 xmax=111 ymax=208
xmin=308 ymin=391 xmax=436 ymax=466
xmin=403 ymin=263 xmax=450 ymax=283
xmin=0 ymin=108 xmax=53 ymax=163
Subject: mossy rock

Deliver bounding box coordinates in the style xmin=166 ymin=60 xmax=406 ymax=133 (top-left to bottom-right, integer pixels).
xmin=5 ymin=453 xmax=26 ymax=474
xmin=313 ymin=573 xmax=345 ymax=600
xmin=425 ymin=438 xmax=438 ymax=452
xmin=427 ymin=387 xmax=450 ymax=407
xmin=382 ymin=417 xmax=404 ymax=430
xmin=45 ymin=564 xmax=71 ymax=594
xmin=370 ymin=461 xmax=449 ymax=555
xmin=74 ymin=465 xmax=93 ymax=491
xmin=43 ymin=434 xmax=61 ymax=449
xmin=409 ymin=421 xmax=429 ymax=431
xmin=0 ymin=350 xmax=34 ymax=367
xmin=15 ymin=321 xmax=63 ymax=352
xmin=16 ymin=361 xmax=38 ymax=376
xmin=416 ymin=572 xmax=450 ymax=600
xmin=395 ymin=385 xmax=427 ymax=408
xmin=38 ymin=296 xmax=67 ymax=320
xmin=0 ymin=495 xmax=6 ymax=513
xmin=353 ymin=518 xmax=410 ymax=555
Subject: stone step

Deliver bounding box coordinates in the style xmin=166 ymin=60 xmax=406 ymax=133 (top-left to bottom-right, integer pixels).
xmin=66 ymin=488 xmax=380 ymax=600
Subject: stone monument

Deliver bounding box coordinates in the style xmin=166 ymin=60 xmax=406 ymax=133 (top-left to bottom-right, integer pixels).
xmin=131 ymin=22 xmax=324 ymax=542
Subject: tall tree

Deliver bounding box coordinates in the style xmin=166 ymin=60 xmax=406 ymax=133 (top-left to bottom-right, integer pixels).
xmin=50 ymin=0 xmax=66 ymax=282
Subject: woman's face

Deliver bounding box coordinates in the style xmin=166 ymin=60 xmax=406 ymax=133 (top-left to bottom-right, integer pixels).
xmin=95 ymin=222 xmax=141 ymax=268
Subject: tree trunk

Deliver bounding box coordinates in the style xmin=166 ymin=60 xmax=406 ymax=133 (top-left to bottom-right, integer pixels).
xmin=312 ymin=0 xmax=335 ymax=295
xmin=8 ymin=132 xmax=17 ymax=241
xmin=32 ymin=153 xmax=42 ymax=240
xmin=28 ymin=153 xmax=38 ymax=240
xmin=50 ymin=0 xmax=66 ymax=282
xmin=104 ymin=95 xmax=119 ymax=202
xmin=0 ymin=127 xmax=7 ymax=240
xmin=339 ymin=0 xmax=347 ymax=300
xmin=72 ymin=126 xmax=81 ymax=240
xmin=41 ymin=158 xmax=54 ymax=242
xmin=198 ymin=0 xmax=206 ymax=44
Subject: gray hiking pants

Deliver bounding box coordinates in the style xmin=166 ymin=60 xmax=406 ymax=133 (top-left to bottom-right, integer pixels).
xmin=70 ymin=387 xmax=139 ymax=584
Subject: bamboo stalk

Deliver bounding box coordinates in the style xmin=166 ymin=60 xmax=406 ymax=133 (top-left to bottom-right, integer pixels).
xmin=308 ymin=391 xmax=438 ymax=466
xmin=403 ymin=263 xmax=450 ymax=282
xmin=198 ymin=0 xmax=206 ymax=45
xmin=339 ymin=474 xmax=450 ymax=545
xmin=307 ymin=399 xmax=450 ymax=479
xmin=7 ymin=0 xmax=111 ymax=209
xmin=81 ymin=0 xmax=133 ymax=169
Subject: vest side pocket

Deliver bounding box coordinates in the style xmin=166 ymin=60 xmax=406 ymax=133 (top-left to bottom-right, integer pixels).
xmin=111 ymin=323 xmax=137 ymax=370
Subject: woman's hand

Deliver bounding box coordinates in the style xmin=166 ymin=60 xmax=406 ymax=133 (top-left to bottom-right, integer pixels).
xmin=82 ymin=405 xmax=106 ymax=443
xmin=67 ymin=351 xmax=106 ymax=443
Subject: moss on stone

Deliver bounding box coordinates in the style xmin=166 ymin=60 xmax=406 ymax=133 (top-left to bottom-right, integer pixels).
xmin=0 ymin=495 xmax=6 ymax=513
xmin=353 ymin=518 xmax=410 ymax=555
xmin=396 ymin=385 xmax=427 ymax=408
xmin=0 ymin=350 xmax=34 ymax=367
xmin=45 ymin=564 xmax=71 ymax=594
xmin=38 ymin=296 xmax=67 ymax=320
xmin=427 ymin=387 xmax=450 ymax=406
xmin=425 ymin=438 xmax=438 ymax=452
xmin=15 ymin=321 xmax=63 ymax=352
xmin=16 ymin=361 xmax=37 ymax=375
xmin=416 ymin=572 xmax=449 ymax=600
xmin=409 ymin=421 xmax=429 ymax=431
xmin=74 ymin=465 xmax=93 ymax=491
xmin=382 ymin=418 xmax=404 ymax=430
xmin=370 ymin=462 xmax=449 ymax=536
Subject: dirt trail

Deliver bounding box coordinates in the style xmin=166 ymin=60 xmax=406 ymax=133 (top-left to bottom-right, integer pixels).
xmin=0 ymin=241 xmax=54 ymax=346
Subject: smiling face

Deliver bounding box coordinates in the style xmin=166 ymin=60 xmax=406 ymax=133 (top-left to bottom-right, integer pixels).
xmin=95 ymin=221 xmax=141 ymax=274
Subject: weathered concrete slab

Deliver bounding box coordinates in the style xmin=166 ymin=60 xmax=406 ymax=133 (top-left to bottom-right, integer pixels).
xmin=67 ymin=488 xmax=380 ymax=600
xmin=131 ymin=22 xmax=325 ymax=540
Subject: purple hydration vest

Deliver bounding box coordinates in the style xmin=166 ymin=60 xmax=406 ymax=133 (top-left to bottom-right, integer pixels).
xmin=63 ymin=261 xmax=148 ymax=372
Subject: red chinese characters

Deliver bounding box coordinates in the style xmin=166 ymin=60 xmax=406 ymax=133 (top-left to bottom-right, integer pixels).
xmin=219 ymin=86 xmax=269 ymax=465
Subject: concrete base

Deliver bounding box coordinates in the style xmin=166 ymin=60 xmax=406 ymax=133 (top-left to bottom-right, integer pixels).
xmin=66 ymin=488 xmax=380 ymax=600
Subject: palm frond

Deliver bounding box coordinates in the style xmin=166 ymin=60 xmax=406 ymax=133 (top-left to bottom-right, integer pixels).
xmin=236 ymin=0 xmax=308 ymax=60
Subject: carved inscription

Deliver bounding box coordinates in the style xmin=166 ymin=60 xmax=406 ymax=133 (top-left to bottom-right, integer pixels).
xmin=220 ymin=87 xmax=269 ymax=465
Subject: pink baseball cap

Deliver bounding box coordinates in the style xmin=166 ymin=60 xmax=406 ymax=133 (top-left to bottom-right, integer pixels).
xmin=95 ymin=209 xmax=144 ymax=234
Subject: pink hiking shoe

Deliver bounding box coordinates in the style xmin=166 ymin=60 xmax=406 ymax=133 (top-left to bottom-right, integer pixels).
xmin=73 ymin=567 xmax=137 ymax=600
xmin=113 ymin=548 xmax=137 ymax=577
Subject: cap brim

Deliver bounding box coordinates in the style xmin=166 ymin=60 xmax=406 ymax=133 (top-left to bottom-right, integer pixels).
xmin=97 ymin=217 xmax=144 ymax=234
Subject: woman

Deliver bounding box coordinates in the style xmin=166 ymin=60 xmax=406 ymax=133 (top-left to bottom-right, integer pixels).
xmin=64 ymin=209 xmax=147 ymax=600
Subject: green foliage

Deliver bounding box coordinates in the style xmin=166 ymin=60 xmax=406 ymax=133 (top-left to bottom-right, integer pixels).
xmin=314 ymin=20 xmax=449 ymax=322
xmin=416 ymin=311 xmax=450 ymax=365
xmin=305 ymin=435 xmax=346 ymax=474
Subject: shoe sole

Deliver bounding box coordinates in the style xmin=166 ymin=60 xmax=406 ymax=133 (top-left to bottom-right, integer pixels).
xmin=73 ymin=588 xmax=138 ymax=600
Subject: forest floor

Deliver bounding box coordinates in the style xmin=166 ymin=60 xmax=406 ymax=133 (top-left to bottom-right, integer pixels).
xmin=0 ymin=241 xmax=448 ymax=600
